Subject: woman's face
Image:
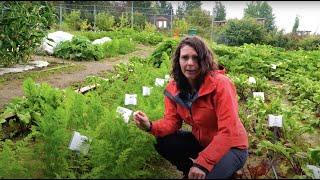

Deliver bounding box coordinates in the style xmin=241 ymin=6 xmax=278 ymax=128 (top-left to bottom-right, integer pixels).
xmin=179 ymin=45 xmax=200 ymax=84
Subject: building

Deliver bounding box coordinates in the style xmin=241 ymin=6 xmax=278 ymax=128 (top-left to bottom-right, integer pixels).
xmin=213 ymin=20 xmax=227 ymax=26
xmin=155 ymin=16 xmax=169 ymax=29
xmin=296 ymin=30 xmax=312 ymax=36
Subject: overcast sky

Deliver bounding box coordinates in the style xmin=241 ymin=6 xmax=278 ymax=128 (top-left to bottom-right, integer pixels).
xmin=169 ymin=1 xmax=320 ymax=34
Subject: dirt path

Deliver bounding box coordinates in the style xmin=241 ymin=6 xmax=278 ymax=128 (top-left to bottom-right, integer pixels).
xmin=0 ymin=44 xmax=155 ymax=110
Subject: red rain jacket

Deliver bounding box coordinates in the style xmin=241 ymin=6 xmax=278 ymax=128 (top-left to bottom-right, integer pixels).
xmin=150 ymin=69 xmax=248 ymax=172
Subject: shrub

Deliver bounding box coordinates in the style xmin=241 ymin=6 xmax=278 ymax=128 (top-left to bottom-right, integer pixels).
xmin=217 ymin=18 xmax=267 ymax=46
xmin=298 ymin=35 xmax=320 ymax=50
xmin=96 ymin=12 xmax=115 ymax=31
xmin=173 ymin=18 xmax=189 ymax=35
xmin=61 ymin=10 xmax=82 ymax=31
xmin=116 ymin=12 xmax=130 ymax=29
xmin=265 ymin=30 xmax=291 ymax=49
xmin=0 ymin=2 xmax=55 ymax=67
xmin=79 ymin=19 xmax=92 ymax=31
xmin=133 ymin=12 xmax=147 ymax=31
xmin=144 ymin=22 xmax=157 ymax=33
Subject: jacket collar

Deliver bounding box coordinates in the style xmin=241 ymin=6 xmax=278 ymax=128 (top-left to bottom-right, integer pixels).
xmin=165 ymin=67 xmax=226 ymax=99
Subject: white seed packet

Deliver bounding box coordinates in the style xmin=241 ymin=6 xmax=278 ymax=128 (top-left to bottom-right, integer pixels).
xmin=248 ymin=77 xmax=256 ymax=84
xmin=253 ymin=92 xmax=265 ymax=102
xmin=142 ymin=86 xmax=152 ymax=96
xmin=125 ymin=94 xmax=137 ymax=105
xmin=68 ymin=131 xmax=90 ymax=155
xmin=116 ymin=106 xmax=133 ymax=123
xmin=164 ymin=74 xmax=170 ymax=82
xmin=155 ymin=78 xmax=165 ymax=87
xmin=307 ymin=165 xmax=320 ymax=179
xmin=268 ymin=114 xmax=283 ymax=127
xmin=271 ymin=64 xmax=277 ymax=69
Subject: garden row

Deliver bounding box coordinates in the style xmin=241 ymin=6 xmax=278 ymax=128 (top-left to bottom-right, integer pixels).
xmin=0 ymin=39 xmax=319 ymax=178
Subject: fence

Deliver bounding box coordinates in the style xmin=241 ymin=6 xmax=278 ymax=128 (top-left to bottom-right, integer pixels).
xmin=52 ymin=2 xmax=218 ymax=41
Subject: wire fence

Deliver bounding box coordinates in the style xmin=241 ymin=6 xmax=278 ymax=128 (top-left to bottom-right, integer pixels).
xmin=52 ymin=2 xmax=217 ymax=40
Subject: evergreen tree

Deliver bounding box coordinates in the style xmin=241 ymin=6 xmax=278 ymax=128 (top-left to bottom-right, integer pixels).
xmin=244 ymin=1 xmax=276 ymax=32
xmin=292 ymin=15 xmax=299 ymax=33
xmin=213 ymin=1 xmax=226 ymax=21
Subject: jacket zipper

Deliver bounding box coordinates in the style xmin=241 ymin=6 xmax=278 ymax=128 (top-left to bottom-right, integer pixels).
xmin=189 ymin=105 xmax=201 ymax=142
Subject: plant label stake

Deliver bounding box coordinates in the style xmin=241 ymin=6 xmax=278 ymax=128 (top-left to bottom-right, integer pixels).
xmin=116 ymin=106 xmax=133 ymax=123
xmin=268 ymin=115 xmax=283 ymax=128
xmin=69 ymin=131 xmax=90 ymax=155
xmin=271 ymin=64 xmax=277 ymax=69
xmin=155 ymin=78 xmax=165 ymax=87
xmin=268 ymin=114 xmax=283 ymax=179
xmin=307 ymin=165 xmax=320 ymax=179
xmin=125 ymin=94 xmax=137 ymax=105
xmin=142 ymin=86 xmax=152 ymax=96
xmin=253 ymin=92 xmax=265 ymax=102
xmin=164 ymin=74 xmax=170 ymax=82
xmin=248 ymin=77 xmax=256 ymax=84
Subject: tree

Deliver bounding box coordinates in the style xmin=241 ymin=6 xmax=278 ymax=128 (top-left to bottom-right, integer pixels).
xmin=244 ymin=1 xmax=276 ymax=32
xmin=132 ymin=1 xmax=152 ymax=14
xmin=176 ymin=2 xmax=185 ymax=19
xmin=213 ymin=1 xmax=226 ymax=21
xmin=183 ymin=1 xmax=202 ymax=12
xmin=292 ymin=15 xmax=299 ymax=33
xmin=244 ymin=1 xmax=259 ymax=17
xmin=186 ymin=8 xmax=211 ymax=28
xmin=159 ymin=1 xmax=173 ymax=15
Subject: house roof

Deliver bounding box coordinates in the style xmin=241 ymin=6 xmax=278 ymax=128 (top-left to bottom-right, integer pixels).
xmin=156 ymin=16 xmax=168 ymax=21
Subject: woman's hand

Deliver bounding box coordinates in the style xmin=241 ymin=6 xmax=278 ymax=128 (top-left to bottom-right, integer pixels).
xmin=133 ymin=111 xmax=151 ymax=131
xmin=188 ymin=166 xmax=206 ymax=179
xmin=188 ymin=158 xmax=206 ymax=179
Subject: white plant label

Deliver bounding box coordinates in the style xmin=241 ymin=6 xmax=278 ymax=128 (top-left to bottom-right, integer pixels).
xmin=155 ymin=78 xmax=165 ymax=87
xmin=142 ymin=86 xmax=152 ymax=96
xmin=248 ymin=77 xmax=256 ymax=84
xmin=307 ymin=165 xmax=320 ymax=179
xmin=253 ymin=92 xmax=265 ymax=102
xmin=125 ymin=94 xmax=137 ymax=105
xmin=164 ymin=74 xmax=170 ymax=82
xmin=268 ymin=114 xmax=283 ymax=127
xmin=116 ymin=106 xmax=133 ymax=123
xmin=271 ymin=64 xmax=277 ymax=69
xmin=69 ymin=131 xmax=90 ymax=155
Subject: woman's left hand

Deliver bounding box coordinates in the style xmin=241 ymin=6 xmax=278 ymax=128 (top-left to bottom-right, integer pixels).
xmin=188 ymin=166 xmax=206 ymax=179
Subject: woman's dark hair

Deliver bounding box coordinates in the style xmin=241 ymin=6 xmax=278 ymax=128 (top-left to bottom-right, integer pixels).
xmin=171 ymin=36 xmax=219 ymax=93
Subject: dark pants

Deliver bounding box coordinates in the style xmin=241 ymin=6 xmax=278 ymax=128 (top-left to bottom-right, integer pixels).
xmin=154 ymin=131 xmax=248 ymax=179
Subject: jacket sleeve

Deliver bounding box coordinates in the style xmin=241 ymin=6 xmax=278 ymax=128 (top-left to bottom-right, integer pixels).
xmin=150 ymin=95 xmax=182 ymax=137
xmin=195 ymin=75 xmax=241 ymax=172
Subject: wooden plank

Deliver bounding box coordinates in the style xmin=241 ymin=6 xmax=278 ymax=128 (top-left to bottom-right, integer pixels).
xmin=75 ymin=84 xmax=100 ymax=94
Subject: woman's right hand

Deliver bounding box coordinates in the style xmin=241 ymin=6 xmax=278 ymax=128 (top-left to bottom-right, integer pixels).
xmin=133 ymin=111 xmax=151 ymax=131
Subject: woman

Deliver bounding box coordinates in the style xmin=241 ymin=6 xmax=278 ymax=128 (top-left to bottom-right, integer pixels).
xmin=133 ymin=36 xmax=248 ymax=179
